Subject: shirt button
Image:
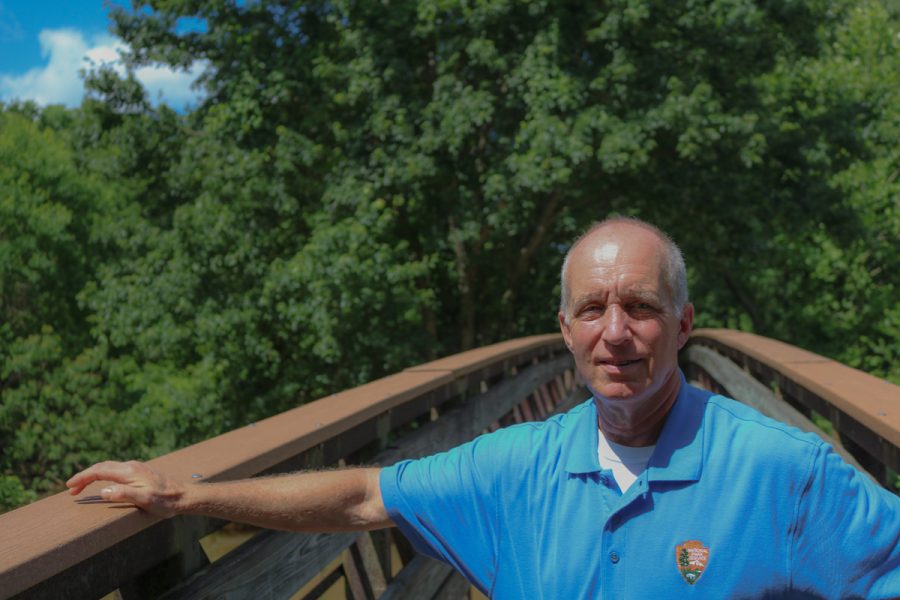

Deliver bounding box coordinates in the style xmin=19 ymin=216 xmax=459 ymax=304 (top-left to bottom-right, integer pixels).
xmin=609 ymin=551 xmax=620 ymax=564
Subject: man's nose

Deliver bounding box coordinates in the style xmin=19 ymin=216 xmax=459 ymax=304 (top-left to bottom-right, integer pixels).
xmin=601 ymin=305 xmax=632 ymax=345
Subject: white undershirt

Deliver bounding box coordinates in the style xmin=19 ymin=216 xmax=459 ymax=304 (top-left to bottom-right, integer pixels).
xmin=597 ymin=429 xmax=655 ymax=493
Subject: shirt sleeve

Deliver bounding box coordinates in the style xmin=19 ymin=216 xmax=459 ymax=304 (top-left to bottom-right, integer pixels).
xmin=380 ymin=430 xmax=509 ymax=593
xmin=791 ymin=442 xmax=900 ymax=598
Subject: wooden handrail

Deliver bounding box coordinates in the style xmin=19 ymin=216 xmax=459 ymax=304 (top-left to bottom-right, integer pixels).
xmin=0 ymin=334 xmax=570 ymax=600
xmin=4 ymin=328 xmax=896 ymax=599
xmin=684 ymin=328 xmax=900 ymax=485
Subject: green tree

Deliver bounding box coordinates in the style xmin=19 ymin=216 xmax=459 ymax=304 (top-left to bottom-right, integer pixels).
xmin=2 ymin=0 xmax=897 ymax=512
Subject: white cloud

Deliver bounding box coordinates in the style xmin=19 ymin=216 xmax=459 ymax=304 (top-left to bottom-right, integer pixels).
xmin=0 ymin=28 xmax=206 ymax=110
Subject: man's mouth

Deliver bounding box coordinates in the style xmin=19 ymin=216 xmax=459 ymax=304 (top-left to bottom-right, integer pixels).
xmin=599 ymin=358 xmax=642 ymax=367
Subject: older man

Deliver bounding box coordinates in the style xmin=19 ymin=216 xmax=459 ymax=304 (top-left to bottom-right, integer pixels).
xmin=69 ymin=217 xmax=900 ymax=598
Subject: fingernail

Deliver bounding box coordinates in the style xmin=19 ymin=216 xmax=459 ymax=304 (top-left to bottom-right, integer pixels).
xmin=101 ymin=487 xmax=112 ymax=495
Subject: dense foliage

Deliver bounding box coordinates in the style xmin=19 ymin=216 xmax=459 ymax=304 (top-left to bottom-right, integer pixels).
xmin=1 ymin=0 xmax=897 ymax=511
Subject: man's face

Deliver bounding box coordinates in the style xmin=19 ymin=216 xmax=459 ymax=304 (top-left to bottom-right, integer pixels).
xmin=558 ymin=226 xmax=693 ymax=406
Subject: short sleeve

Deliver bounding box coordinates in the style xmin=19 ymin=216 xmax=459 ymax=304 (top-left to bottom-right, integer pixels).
xmin=380 ymin=431 xmax=508 ymax=592
xmin=791 ymin=443 xmax=900 ymax=598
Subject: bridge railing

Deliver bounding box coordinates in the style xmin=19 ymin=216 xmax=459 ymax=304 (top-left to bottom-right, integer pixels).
xmin=3 ymin=329 xmax=898 ymax=600
xmin=682 ymin=328 xmax=900 ymax=489
xmin=0 ymin=334 xmax=580 ymax=600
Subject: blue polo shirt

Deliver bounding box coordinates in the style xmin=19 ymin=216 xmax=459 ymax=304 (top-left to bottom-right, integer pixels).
xmin=380 ymin=374 xmax=900 ymax=598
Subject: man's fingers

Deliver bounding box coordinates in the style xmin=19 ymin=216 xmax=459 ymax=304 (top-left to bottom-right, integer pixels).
xmin=68 ymin=460 xmax=183 ymax=517
xmin=67 ymin=461 xmax=142 ymax=495
xmin=99 ymin=484 xmax=146 ymax=505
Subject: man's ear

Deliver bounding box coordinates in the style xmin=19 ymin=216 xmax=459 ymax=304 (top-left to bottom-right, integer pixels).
xmin=559 ymin=311 xmax=574 ymax=353
xmin=677 ymin=303 xmax=695 ymax=349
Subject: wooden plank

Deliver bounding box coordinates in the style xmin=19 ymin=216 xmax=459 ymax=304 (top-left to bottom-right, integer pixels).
xmin=432 ymin=572 xmax=471 ymax=600
xmin=533 ymin=393 xmax=548 ymax=419
xmin=8 ymin=515 xmax=224 ymax=600
xmin=518 ymin=397 xmax=535 ymax=422
xmin=512 ymin=404 xmax=524 ymax=424
xmin=119 ymin=537 xmax=210 ymax=600
xmin=377 ymin=355 xmax=573 ymax=464
xmin=405 ymin=335 xmax=564 ymax=377
xmin=298 ymin=567 xmax=343 ymax=600
xmin=537 ymin=386 xmax=555 ymax=414
xmin=683 ymin=345 xmax=872 ymax=479
xmin=379 ymin=556 xmax=455 ymax=600
xmin=355 ymin=533 xmax=387 ymax=597
xmin=390 ymin=529 xmax=415 ymax=570
xmin=154 ymin=356 xmax=573 ymax=599
xmin=550 ymin=384 xmax=590 ymax=417
xmin=342 ymin=546 xmax=369 ymax=600
xmin=156 ymin=529 xmax=358 ymax=600
xmin=690 ymin=329 xmax=900 ymax=446
xmin=1 ymin=338 xmax=570 ymax=599
xmin=688 ymin=330 xmax=900 ymax=477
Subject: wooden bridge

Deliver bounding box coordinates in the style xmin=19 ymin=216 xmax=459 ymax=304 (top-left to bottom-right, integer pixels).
xmin=1 ymin=329 xmax=898 ymax=600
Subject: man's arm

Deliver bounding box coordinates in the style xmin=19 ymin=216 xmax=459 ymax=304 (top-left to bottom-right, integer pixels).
xmin=66 ymin=461 xmax=393 ymax=532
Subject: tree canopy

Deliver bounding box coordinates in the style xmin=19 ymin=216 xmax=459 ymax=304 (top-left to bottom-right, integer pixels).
xmin=1 ymin=0 xmax=897 ymax=511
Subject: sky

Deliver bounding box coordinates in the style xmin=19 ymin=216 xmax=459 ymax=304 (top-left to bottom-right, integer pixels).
xmin=0 ymin=0 xmax=206 ymax=110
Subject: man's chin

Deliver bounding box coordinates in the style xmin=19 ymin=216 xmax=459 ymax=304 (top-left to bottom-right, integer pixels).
xmin=591 ymin=382 xmax=646 ymax=403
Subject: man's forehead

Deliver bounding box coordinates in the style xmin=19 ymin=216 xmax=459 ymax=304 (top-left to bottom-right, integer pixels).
xmin=572 ymin=223 xmax=665 ymax=261
xmin=590 ymin=240 xmax=621 ymax=263
xmin=572 ymin=286 xmax=663 ymax=305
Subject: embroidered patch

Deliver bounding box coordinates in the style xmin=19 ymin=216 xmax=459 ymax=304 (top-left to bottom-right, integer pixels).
xmin=676 ymin=540 xmax=710 ymax=585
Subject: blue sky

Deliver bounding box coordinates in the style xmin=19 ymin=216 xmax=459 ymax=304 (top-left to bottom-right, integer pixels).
xmin=0 ymin=0 xmax=205 ymax=110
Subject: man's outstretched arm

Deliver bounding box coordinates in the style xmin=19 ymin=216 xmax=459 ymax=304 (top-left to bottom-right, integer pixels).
xmin=66 ymin=461 xmax=393 ymax=532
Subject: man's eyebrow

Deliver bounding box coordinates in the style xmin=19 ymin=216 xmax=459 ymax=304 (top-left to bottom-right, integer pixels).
xmin=572 ymin=292 xmax=606 ymax=307
xmin=628 ymin=290 xmax=663 ymax=303
xmin=571 ymin=290 xmax=663 ymax=307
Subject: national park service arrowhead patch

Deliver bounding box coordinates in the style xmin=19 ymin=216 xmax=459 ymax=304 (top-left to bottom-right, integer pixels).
xmin=676 ymin=540 xmax=710 ymax=585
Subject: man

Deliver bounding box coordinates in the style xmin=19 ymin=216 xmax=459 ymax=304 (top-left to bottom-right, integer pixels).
xmin=68 ymin=217 xmax=900 ymax=598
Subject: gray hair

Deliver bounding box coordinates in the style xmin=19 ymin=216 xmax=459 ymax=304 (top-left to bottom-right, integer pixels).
xmin=559 ymin=217 xmax=689 ymax=320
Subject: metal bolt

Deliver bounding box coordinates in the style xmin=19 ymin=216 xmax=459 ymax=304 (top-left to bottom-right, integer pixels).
xmin=191 ymin=474 xmax=203 ymax=479
xmin=876 ymin=411 xmax=887 ymax=417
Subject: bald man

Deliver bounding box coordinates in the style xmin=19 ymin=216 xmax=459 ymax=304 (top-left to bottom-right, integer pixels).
xmin=69 ymin=217 xmax=900 ymax=598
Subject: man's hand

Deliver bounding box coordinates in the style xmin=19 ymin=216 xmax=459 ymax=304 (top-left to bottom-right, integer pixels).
xmin=67 ymin=461 xmax=186 ymax=518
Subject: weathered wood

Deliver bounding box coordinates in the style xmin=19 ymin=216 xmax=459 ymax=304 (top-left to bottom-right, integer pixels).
xmin=519 ymin=396 xmax=535 ymax=422
xmin=687 ymin=329 xmax=900 ymax=482
xmin=377 ymin=355 xmax=574 ymax=464
xmin=154 ymin=356 xmax=573 ymax=600
xmin=156 ymin=529 xmax=358 ymax=600
xmin=682 ymin=345 xmax=872 ymax=479
xmin=1 ymin=337 xmax=563 ymax=600
xmin=512 ymin=404 xmax=524 ymax=424
xmin=343 ymin=546 xmax=369 ymax=600
xmin=689 ymin=329 xmax=899 ymax=464
xmin=379 ymin=555 xmax=456 ymax=600
xmin=432 ymin=572 xmax=471 ymax=600
xmin=390 ymin=529 xmax=415 ymax=568
xmin=550 ymin=381 xmax=589 ymax=417
xmin=367 ymin=529 xmax=393 ymax=585
xmin=14 ymin=329 xmax=894 ymax=600
xmin=298 ymin=567 xmax=343 ymax=600
xmin=9 ymin=515 xmax=224 ymax=600
xmin=354 ymin=533 xmax=387 ymax=598
xmin=119 ymin=537 xmax=211 ymax=600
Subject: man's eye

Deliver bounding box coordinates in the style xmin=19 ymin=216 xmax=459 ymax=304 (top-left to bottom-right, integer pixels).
xmin=581 ymin=305 xmax=605 ymax=317
xmin=629 ymin=302 xmax=656 ymax=314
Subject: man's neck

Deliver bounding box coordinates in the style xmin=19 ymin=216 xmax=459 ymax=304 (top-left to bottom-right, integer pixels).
xmin=595 ymin=370 xmax=681 ymax=447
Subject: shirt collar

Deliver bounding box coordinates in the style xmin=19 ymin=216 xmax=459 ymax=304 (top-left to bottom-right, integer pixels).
xmin=563 ymin=371 xmax=706 ymax=482
xmin=646 ymin=371 xmax=705 ymax=482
